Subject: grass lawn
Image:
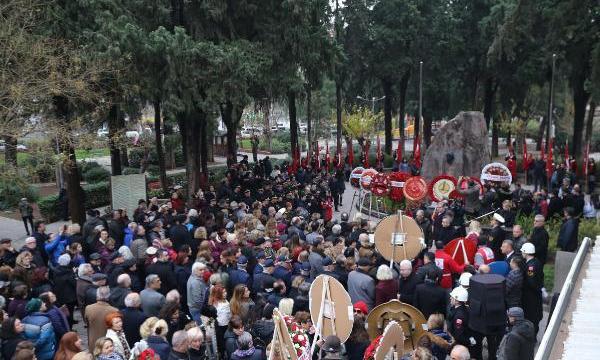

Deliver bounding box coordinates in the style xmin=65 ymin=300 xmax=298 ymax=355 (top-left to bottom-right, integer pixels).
xmin=75 ymin=148 xmax=110 ymax=158
xmin=0 ymin=152 xmax=31 ymax=166
xmin=239 ymin=139 xmax=251 ymax=149
xmin=544 ymin=263 xmax=555 ymax=292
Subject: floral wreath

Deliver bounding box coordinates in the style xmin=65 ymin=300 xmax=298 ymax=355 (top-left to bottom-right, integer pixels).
xmin=283 ymin=316 xmax=309 ymax=357
xmin=363 ymin=335 xmax=383 ymax=360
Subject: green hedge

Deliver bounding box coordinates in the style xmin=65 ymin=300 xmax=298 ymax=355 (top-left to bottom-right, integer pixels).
xmin=38 ymin=182 xmax=110 ymax=222
xmin=82 ymin=166 xmax=111 ymax=183
xmin=0 ymin=172 xmax=39 ymax=210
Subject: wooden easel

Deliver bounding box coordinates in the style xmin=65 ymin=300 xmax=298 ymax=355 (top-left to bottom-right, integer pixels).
xmin=269 ymin=308 xmax=298 ymax=360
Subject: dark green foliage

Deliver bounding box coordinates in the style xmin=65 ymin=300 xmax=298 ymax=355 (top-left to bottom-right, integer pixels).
xmin=82 ymin=166 xmax=110 ymax=184
xmin=38 ymin=181 xmax=110 ymax=222
xmin=0 ymin=172 xmax=39 ymax=210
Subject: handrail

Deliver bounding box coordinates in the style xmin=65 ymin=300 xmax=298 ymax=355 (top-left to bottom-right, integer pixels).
xmin=535 ymin=236 xmax=592 ymax=360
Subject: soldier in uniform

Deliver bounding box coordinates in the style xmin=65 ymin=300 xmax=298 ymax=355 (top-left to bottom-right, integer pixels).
xmin=252 ymin=258 xmax=276 ymax=295
xmin=520 ymin=242 xmax=543 ymax=335
xmin=489 ymin=213 xmax=506 ymax=260
xmin=447 ymin=286 xmax=475 ymax=352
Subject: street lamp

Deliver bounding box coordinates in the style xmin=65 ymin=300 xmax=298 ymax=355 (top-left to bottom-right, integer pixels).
xmin=356 ymin=95 xmax=386 ymax=114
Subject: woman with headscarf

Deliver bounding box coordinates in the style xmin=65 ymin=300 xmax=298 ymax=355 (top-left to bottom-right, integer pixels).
xmin=54 ymin=332 xmax=84 ymax=360
xmin=104 ymin=312 xmax=131 ymax=360
xmin=0 ymin=317 xmax=26 ymax=359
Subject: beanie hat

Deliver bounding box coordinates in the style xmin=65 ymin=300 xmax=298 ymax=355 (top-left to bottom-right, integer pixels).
xmin=25 ymin=298 xmax=42 ymax=313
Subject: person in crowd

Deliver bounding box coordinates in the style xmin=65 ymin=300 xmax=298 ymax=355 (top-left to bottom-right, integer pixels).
xmin=109 ymin=274 xmax=132 ymax=309
xmin=529 ymin=214 xmax=549 ymax=267
xmin=520 ymin=243 xmax=544 ymax=335
xmin=145 ymin=319 xmax=171 ymax=360
xmin=231 ymin=331 xmax=263 ymax=360
xmin=345 ymin=318 xmax=370 ymax=360
xmin=496 ymin=307 xmax=536 ymax=360
xmin=54 ymin=332 xmax=84 ymax=360
xmin=224 ymin=315 xmax=245 ymax=360
xmin=187 ymin=262 xmax=208 ymax=325
xmin=447 ymin=286 xmax=472 ymax=352
xmin=85 ymin=286 xmax=118 ymax=349
xmin=413 ymin=268 xmax=447 ymax=319
xmin=52 ymin=255 xmax=78 ymax=325
xmin=450 ymin=345 xmax=471 ymax=360
xmin=505 ymin=256 xmax=524 ymax=308
xmin=187 ymin=326 xmax=208 ymax=360
xmin=375 ymin=264 xmax=398 ymax=306
xmin=104 ymin=312 xmax=131 ymax=360
xmin=0 ymin=317 xmax=26 ymax=359
xmin=424 ymin=314 xmax=452 ymax=360
xmin=141 ymin=274 xmax=166 ymax=317
xmin=8 ymin=284 xmax=29 ymax=319
xmin=93 ymin=337 xmax=123 ymax=360
xmin=348 ymin=257 xmax=375 ymax=310
xmin=489 ymin=213 xmax=506 ymax=259
xmin=434 ymin=240 xmax=466 ymax=289
xmin=557 ymin=207 xmax=579 ymax=252
xmin=121 ymin=293 xmax=148 ymax=346
xmin=39 ymin=292 xmax=70 ymax=343
xmin=21 ymin=298 xmax=57 ymax=360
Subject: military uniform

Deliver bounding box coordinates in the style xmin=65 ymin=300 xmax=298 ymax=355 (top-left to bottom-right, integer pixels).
xmin=448 ymin=304 xmax=472 ymax=348
xmin=522 ymin=257 xmax=543 ymax=334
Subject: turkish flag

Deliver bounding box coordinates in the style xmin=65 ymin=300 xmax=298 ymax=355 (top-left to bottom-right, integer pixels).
xmin=325 ymin=142 xmax=331 ymax=172
xmin=444 ymin=238 xmax=477 ymax=266
xmin=414 ymin=136 xmax=421 ymax=169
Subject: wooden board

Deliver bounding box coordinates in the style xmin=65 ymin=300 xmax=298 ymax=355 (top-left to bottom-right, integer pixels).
xmin=374 ymin=214 xmax=424 ymax=262
xmin=374 ymin=321 xmax=405 ymax=360
xmin=308 ymin=275 xmax=353 ymax=343
xmin=366 ymin=300 xmax=427 ymax=352
xmin=270 ymin=308 xmax=298 ymax=360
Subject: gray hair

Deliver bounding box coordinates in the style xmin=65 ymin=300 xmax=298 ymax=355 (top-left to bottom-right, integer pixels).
xmin=117 ymin=274 xmax=131 ymax=287
xmin=534 ymin=214 xmax=545 ymax=222
xmin=236 ymin=332 xmax=253 ymax=350
xmin=171 ymin=330 xmax=189 ymax=350
xmin=376 ymin=264 xmax=394 ymax=281
xmin=118 ymin=246 xmax=134 ymax=260
xmin=450 ymin=345 xmax=470 ymax=360
xmin=96 ymin=286 xmax=110 ymax=302
xmin=77 ymin=263 xmax=93 ymax=278
xmin=502 ymin=239 xmax=514 ymax=249
xmin=192 ymin=261 xmax=207 ymax=275
xmin=166 ymin=290 xmax=180 ymax=303
xmin=124 ymin=293 xmax=141 ymax=308
xmin=145 ymin=274 xmax=159 ymax=287
xmin=187 ymin=327 xmax=204 ymax=343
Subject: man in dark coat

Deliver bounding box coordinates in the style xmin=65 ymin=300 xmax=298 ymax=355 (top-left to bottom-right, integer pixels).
xmin=415 ymin=252 xmax=442 ymax=284
xmin=529 ymin=215 xmax=549 ymax=266
xmin=397 ymin=260 xmax=418 ymax=305
xmin=520 ymin=243 xmax=543 ymax=335
xmin=557 ymin=207 xmax=579 ymax=252
xmin=413 ymin=268 xmax=448 ymax=319
xmin=146 ymin=249 xmax=178 ymax=295
xmin=489 ymin=213 xmax=506 ymax=260
xmin=32 ymin=221 xmax=50 ymax=264
xmin=414 ymin=210 xmax=432 ymax=247
xmin=168 ymin=215 xmax=192 ymax=251
xmin=497 ymin=307 xmax=536 ymax=360
xmin=107 ymin=210 xmax=124 ymax=247
xmin=121 ymin=293 xmax=148 ymax=346
xmin=229 ymin=256 xmax=252 ymax=291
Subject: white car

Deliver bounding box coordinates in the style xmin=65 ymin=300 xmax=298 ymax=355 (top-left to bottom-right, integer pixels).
xmin=97 ymin=129 xmax=109 ymax=137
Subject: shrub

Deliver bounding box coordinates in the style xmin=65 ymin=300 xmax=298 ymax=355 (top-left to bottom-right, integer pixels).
xmin=82 ymin=166 xmax=110 ymax=184
xmin=38 ymin=182 xmax=110 ymax=222
xmin=128 ymin=148 xmax=144 ymax=168
xmin=0 ymin=172 xmax=39 ymax=210
xmin=79 ymin=161 xmax=102 ymax=174
xmin=146 ymin=164 xmax=160 ymax=176
xmin=122 ymin=167 xmax=140 ymax=175
xmin=269 ymin=138 xmax=290 ymax=154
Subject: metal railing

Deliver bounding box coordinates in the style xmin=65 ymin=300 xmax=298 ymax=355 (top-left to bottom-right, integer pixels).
xmin=535 ymin=236 xmax=593 ymax=360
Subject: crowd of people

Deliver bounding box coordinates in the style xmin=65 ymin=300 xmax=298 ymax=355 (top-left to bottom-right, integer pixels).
xmin=0 ymin=155 xmax=595 ymax=360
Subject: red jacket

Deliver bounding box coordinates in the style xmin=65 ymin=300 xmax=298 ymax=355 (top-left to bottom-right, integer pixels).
xmin=434 ymin=249 xmax=465 ymax=289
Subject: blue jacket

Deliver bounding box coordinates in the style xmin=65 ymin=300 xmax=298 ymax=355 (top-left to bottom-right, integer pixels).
xmin=22 ymin=312 xmax=56 ymax=360
xmin=229 ymin=268 xmax=252 ymax=290
xmin=147 ymin=335 xmax=171 ymax=360
xmin=44 ymin=233 xmax=70 ymax=267
xmin=123 ymin=227 xmax=134 ymax=248
xmin=46 ymin=306 xmax=69 ymax=342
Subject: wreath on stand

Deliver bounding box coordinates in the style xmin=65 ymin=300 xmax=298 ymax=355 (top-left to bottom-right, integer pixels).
xmin=363 ymin=335 xmax=383 ymax=360
xmin=283 ymin=316 xmax=310 ymax=358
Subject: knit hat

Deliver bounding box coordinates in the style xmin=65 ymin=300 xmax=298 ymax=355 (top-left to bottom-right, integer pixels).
xmin=58 ymin=254 xmax=71 ymax=267
xmin=507 ymin=307 xmax=525 ymax=320
xmin=25 ymin=298 xmax=42 ymax=313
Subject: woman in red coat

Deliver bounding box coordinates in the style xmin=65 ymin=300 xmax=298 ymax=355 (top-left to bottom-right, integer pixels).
xmin=170 ymin=192 xmax=185 ymax=214
xmin=375 ymin=264 xmax=399 ymax=306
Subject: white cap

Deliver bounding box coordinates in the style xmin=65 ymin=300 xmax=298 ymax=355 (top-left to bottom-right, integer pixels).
xmin=459 ymin=272 xmax=472 ymax=287
xmin=58 ymin=254 xmax=71 ymax=267
xmin=450 ymin=286 xmax=469 ymax=302
xmin=521 ymin=242 xmax=536 ymax=255
xmin=493 ymin=213 xmax=505 ymax=224
xmin=146 ymin=247 xmax=158 ymax=255
xmin=277 ymin=208 xmax=286 ymax=216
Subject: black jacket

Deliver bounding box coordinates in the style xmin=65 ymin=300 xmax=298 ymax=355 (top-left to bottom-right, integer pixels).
xmin=109 ymin=286 xmax=131 ymax=308
xmin=447 ymin=305 xmax=472 ymax=347
xmin=52 ymin=265 xmax=77 ymax=305
xmin=498 ymin=319 xmax=536 ymax=360
xmin=121 ymin=307 xmax=148 ymax=345
xmin=146 ymin=260 xmax=178 ymax=295
xmin=522 ymin=258 xmax=543 ymax=324
xmin=398 ymin=273 xmax=418 ymax=305
xmin=415 ymin=262 xmax=442 ymax=284
xmin=529 ymin=227 xmax=549 ymax=265
xmin=169 ymin=224 xmax=192 ymax=251
xmin=251 ymin=319 xmax=275 ymax=346
xmin=413 ymin=281 xmax=448 ymax=319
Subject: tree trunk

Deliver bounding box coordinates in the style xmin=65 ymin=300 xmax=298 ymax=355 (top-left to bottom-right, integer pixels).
xmin=263 ymin=100 xmax=272 ymax=152
xmin=306 ymin=84 xmax=312 ymax=158
xmin=184 ymin=111 xmax=202 ymax=201
xmin=536 ymin=116 xmax=547 ymax=151
xmin=336 ymin=82 xmax=343 ymax=152
xmin=221 ymin=101 xmax=240 ymax=166
xmin=492 ymin=117 xmax=499 ymax=158
xmin=288 ymin=91 xmax=299 ymax=155
xmin=199 ymin=113 xmax=208 ymax=189
xmin=483 ymin=78 xmax=495 ymax=129
xmin=398 ymin=71 xmax=410 ymax=157
xmin=585 ymin=100 xmax=596 ymax=143
xmin=118 ymin=113 xmax=128 ymax=167
xmin=53 ymin=95 xmax=84 ymax=226
xmin=3 ymin=135 xmax=17 ymax=168
xmin=572 ymin=76 xmax=591 ymax=161
xmin=382 ymin=79 xmax=393 ymax=155
xmin=153 ymin=100 xmax=168 ymax=194
xmin=108 ymin=104 xmax=122 ymax=176
xmin=177 ymin=112 xmax=187 ymax=165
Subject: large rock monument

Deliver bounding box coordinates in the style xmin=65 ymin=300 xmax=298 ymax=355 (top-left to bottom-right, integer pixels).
xmin=421 ymin=111 xmax=490 ymax=181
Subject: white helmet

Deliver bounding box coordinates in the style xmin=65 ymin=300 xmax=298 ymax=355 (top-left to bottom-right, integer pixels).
xmin=450 ymin=286 xmax=469 ymax=302
xmin=459 ymin=272 xmax=472 ymax=287
xmin=521 ymin=242 xmax=536 ymax=255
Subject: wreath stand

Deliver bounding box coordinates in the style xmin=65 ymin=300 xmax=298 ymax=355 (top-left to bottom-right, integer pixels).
xmin=374 ymin=321 xmax=405 ymax=360
xmin=269 ymin=308 xmax=298 ymax=360
xmin=310 ymin=276 xmax=338 ymax=359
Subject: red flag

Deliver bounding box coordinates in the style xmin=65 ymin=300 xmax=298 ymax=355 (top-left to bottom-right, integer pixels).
xmin=396 ymin=138 xmax=403 ymax=165
xmin=376 ymin=135 xmax=382 ymax=168
xmin=363 ymin=141 xmax=370 ymax=168
xmin=325 ymin=142 xmax=331 ymax=172
xmin=414 ymin=136 xmax=421 ymax=169
xmin=546 ymin=138 xmax=554 ymax=178
xmin=584 ymin=141 xmax=590 ymax=176
xmin=336 ymin=147 xmax=343 ymax=169
xmin=540 ymin=139 xmax=545 ymax=161
xmin=565 ymin=140 xmax=569 ymax=168
xmin=347 ymin=138 xmax=354 ymax=167
xmin=523 ymin=139 xmax=528 ymax=171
